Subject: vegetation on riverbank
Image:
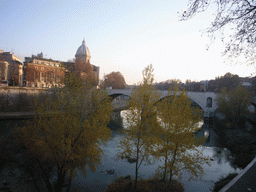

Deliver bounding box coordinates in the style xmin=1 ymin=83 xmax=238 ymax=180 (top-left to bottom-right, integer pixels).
xmin=0 ymin=73 xmax=113 ymax=192
xmin=106 ymin=175 xmax=184 ymax=192
xmin=212 ymin=82 xmax=256 ymax=169
xmin=212 ymin=113 xmax=256 ymax=169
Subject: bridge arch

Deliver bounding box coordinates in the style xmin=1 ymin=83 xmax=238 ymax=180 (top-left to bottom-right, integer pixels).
xmin=108 ymin=93 xmax=130 ymax=100
xmin=109 ymin=93 xmax=130 ymax=111
xmin=157 ymin=95 xmax=203 ymax=111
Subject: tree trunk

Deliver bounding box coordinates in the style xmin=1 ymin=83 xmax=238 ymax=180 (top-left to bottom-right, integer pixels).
xmin=36 ymin=158 xmax=54 ymax=192
xmin=169 ymin=168 xmax=173 ymax=183
xmin=134 ymin=150 xmax=139 ymax=190
xmin=163 ymin=149 xmax=168 ymax=182
xmin=28 ymin=170 xmax=41 ymax=192
xmin=66 ymin=168 xmax=75 ymax=192
xmin=169 ymin=143 xmax=178 ymax=183
xmin=55 ymin=166 xmax=66 ymax=192
xmin=134 ymin=136 xmax=140 ymax=191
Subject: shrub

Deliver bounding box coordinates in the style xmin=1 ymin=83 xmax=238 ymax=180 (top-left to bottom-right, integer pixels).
xmin=106 ymin=175 xmax=184 ymax=192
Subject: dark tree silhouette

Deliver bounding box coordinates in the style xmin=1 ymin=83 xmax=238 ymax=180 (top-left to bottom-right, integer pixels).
xmin=207 ymin=72 xmax=240 ymax=92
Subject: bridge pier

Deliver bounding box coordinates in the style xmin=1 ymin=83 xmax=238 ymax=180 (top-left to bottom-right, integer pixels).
xmin=109 ymin=111 xmax=123 ymax=128
xmin=204 ymin=110 xmax=214 ymax=124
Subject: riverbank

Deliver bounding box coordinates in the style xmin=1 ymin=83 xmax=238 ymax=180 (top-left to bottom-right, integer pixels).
xmin=212 ymin=114 xmax=256 ymax=169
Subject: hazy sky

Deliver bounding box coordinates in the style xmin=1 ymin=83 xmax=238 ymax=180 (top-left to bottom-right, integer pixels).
xmin=1 ymin=0 xmax=255 ymax=85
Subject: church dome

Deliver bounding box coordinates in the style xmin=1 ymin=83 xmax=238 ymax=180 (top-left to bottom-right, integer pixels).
xmin=75 ymin=40 xmax=91 ymax=62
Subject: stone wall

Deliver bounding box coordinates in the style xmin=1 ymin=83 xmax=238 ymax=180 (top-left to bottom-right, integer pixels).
xmin=0 ymin=87 xmax=52 ymax=112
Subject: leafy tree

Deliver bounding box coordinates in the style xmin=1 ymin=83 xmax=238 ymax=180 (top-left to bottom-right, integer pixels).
xmin=116 ymin=65 xmax=160 ymax=190
xmin=155 ymin=79 xmax=184 ymax=91
xmin=182 ymin=0 xmax=256 ymax=65
xmin=153 ymin=84 xmax=210 ymax=183
xmin=215 ymin=73 xmax=240 ymax=92
xmin=184 ymin=80 xmax=201 ymax=92
xmin=0 ymin=134 xmax=56 ymax=192
xmin=103 ymin=71 xmax=126 ymax=89
xmin=12 ymin=73 xmax=113 ymax=192
xmin=74 ymin=59 xmax=98 ymax=87
xmin=216 ymin=85 xmax=252 ymax=119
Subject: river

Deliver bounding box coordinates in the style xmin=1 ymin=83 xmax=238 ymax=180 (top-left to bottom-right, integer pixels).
xmin=70 ymin=110 xmax=242 ymax=192
xmin=0 ymin=111 xmax=242 ymax=192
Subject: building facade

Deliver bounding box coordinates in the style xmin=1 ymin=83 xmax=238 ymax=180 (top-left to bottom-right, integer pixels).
xmin=0 ymin=50 xmax=23 ymax=86
xmin=1 ymin=39 xmax=99 ymax=88
xmin=23 ymin=53 xmax=65 ymax=88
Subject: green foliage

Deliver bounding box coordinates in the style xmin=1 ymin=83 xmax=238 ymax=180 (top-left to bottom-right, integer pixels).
xmin=216 ymin=85 xmax=252 ymax=119
xmin=12 ymin=74 xmax=113 ymax=192
xmin=153 ymin=84 xmax=210 ymax=182
xmin=116 ymin=64 xmax=160 ymax=190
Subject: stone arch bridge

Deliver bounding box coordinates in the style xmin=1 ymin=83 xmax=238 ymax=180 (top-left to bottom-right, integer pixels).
xmin=107 ymin=89 xmax=218 ymax=118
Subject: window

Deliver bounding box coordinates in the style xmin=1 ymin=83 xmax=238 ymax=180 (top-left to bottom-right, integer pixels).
xmin=206 ymin=97 xmax=212 ymax=108
xmin=57 ymin=69 xmax=60 ymax=72
xmin=51 ymin=73 xmax=55 ymax=83
xmin=40 ymin=72 xmax=44 ymax=82
xmin=34 ymin=72 xmax=38 ymax=81
xmin=56 ymin=75 xmax=60 ymax=83
xmin=46 ymin=73 xmax=49 ymax=82
xmin=35 ymin=67 xmax=38 ymax=70
xmin=52 ymin=69 xmax=55 ymax=72
xmin=47 ymin=68 xmax=49 ymax=71
xmin=41 ymin=67 xmax=44 ymax=70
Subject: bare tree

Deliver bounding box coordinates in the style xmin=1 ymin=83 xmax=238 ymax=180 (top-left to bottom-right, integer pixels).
xmin=182 ymin=0 xmax=256 ymax=66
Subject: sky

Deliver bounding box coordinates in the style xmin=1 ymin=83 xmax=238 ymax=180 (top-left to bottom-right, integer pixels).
xmin=1 ymin=0 xmax=256 ymax=85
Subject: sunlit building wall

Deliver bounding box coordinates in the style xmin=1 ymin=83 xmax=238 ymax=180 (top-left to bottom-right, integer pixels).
xmin=0 ymin=50 xmax=23 ymax=86
xmin=23 ymin=53 xmax=65 ymax=88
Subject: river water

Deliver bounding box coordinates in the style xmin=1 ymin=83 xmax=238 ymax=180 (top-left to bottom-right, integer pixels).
xmin=0 ymin=111 xmax=242 ymax=192
xmin=70 ymin=110 xmax=242 ymax=192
